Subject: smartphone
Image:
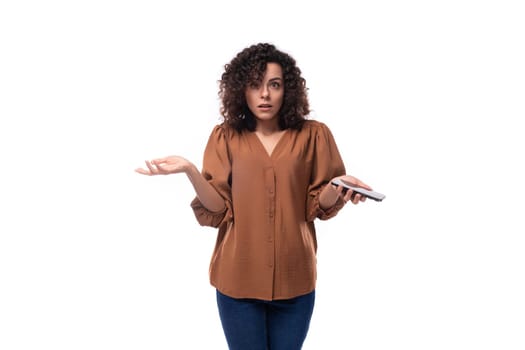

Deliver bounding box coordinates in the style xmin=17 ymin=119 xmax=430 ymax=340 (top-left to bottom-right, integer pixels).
xmin=331 ymin=178 xmax=386 ymax=202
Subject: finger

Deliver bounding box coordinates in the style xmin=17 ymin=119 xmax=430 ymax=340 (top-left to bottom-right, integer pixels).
xmin=358 ymin=182 xmax=372 ymax=190
xmin=145 ymin=160 xmax=158 ymax=174
xmin=336 ymin=185 xmax=347 ymax=200
xmin=151 ymin=157 xmax=170 ymax=164
xmin=151 ymin=159 xmax=165 ymax=165
xmin=339 ymin=189 xmax=349 ymax=204
xmin=350 ymin=193 xmax=360 ymax=204
xmin=135 ymin=168 xmax=151 ymax=175
xmin=342 ymin=177 xmax=372 ymax=191
xmin=342 ymin=190 xmax=350 ymax=203
xmin=354 ymin=178 xmax=372 ymax=190
xmin=340 ymin=177 xmax=358 ymax=187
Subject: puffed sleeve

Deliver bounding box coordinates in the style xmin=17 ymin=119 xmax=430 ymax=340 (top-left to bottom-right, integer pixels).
xmin=306 ymin=122 xmax=347 ymax=222
xmin=190 ymin=124 xmax=233 ymax=228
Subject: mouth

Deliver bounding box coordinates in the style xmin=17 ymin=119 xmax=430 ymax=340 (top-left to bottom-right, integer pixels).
xmin=257 ymin=104 xmax=272 ymax=111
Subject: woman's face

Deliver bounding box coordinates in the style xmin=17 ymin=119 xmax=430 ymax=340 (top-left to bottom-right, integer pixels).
xmin=245 ymin=62 xmax=284 ymax=126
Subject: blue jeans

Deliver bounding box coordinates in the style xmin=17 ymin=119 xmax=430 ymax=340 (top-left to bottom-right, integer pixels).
xmin=216 ymin=289 xmax=315 ymax=350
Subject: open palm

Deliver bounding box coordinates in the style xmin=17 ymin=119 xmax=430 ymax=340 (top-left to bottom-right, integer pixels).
xmin=135 ymin=156 xmax=193 ymax=176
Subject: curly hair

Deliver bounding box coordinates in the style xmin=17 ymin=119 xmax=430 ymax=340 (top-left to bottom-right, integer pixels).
xmin=219 ymin=43 xmax=310 ymax=132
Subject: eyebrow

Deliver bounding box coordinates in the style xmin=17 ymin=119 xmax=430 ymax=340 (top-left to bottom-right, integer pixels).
xmin=268 ymin=77 xmax=283 ymax=82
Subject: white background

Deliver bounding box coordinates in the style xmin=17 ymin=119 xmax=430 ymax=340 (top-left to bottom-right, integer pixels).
xmin=1 ymin=0 xmax=524 ymax=349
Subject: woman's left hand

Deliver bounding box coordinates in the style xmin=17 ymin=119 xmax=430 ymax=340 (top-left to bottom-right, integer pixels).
xmin=333 ymin=175 xmax=372 ymax=205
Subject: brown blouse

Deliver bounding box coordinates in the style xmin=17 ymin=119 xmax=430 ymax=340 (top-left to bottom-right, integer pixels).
xmin=191 ymin=120 xmax=346 ymax=301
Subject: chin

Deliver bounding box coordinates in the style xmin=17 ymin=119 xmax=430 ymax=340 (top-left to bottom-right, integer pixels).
xmin=255 ymin=114 xmax=278 ymax=121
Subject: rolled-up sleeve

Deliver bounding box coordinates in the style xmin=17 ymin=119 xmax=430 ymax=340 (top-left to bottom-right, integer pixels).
xmin=306 ymin=123 xmax=346 ymax=222
xmin=191 ymin=125 xmax=233 ymax=228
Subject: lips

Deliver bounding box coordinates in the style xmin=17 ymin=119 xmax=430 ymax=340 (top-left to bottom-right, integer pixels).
xmin=258 ymin=104 xmax=272 ymax=112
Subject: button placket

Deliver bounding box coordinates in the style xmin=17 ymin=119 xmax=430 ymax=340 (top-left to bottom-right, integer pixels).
xmin=264 ymin=167 xmax=276 ymax=270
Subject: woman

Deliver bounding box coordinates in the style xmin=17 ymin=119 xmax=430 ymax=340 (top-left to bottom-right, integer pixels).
xmin=136 ymin=43 xmax=372 ymax=350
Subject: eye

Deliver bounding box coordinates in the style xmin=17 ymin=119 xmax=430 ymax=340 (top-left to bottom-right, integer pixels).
xmin=270 ymin=81 xmax=281 ymax=89
xmin=248 ymin=81 xmax=260 ymax=89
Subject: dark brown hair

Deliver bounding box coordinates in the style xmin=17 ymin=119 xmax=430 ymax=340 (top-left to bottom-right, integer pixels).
xmin=219 ymin=43 xmax=310 ymax=132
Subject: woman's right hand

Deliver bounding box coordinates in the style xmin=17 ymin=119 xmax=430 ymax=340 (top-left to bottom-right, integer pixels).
xmin=135 ymin=156 xmax=195 ymax=176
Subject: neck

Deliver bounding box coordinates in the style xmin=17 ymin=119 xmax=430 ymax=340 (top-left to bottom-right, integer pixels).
xmin=255 ymin=119 xmax=281 ymax=134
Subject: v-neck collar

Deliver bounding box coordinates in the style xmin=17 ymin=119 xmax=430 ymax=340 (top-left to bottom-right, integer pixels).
xmin=251 ymin=129 xmax=289 ymax=159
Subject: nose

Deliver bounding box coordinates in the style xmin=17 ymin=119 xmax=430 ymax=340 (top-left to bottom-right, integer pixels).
xmin=261 ymin=85 xmax=269 ymax=99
